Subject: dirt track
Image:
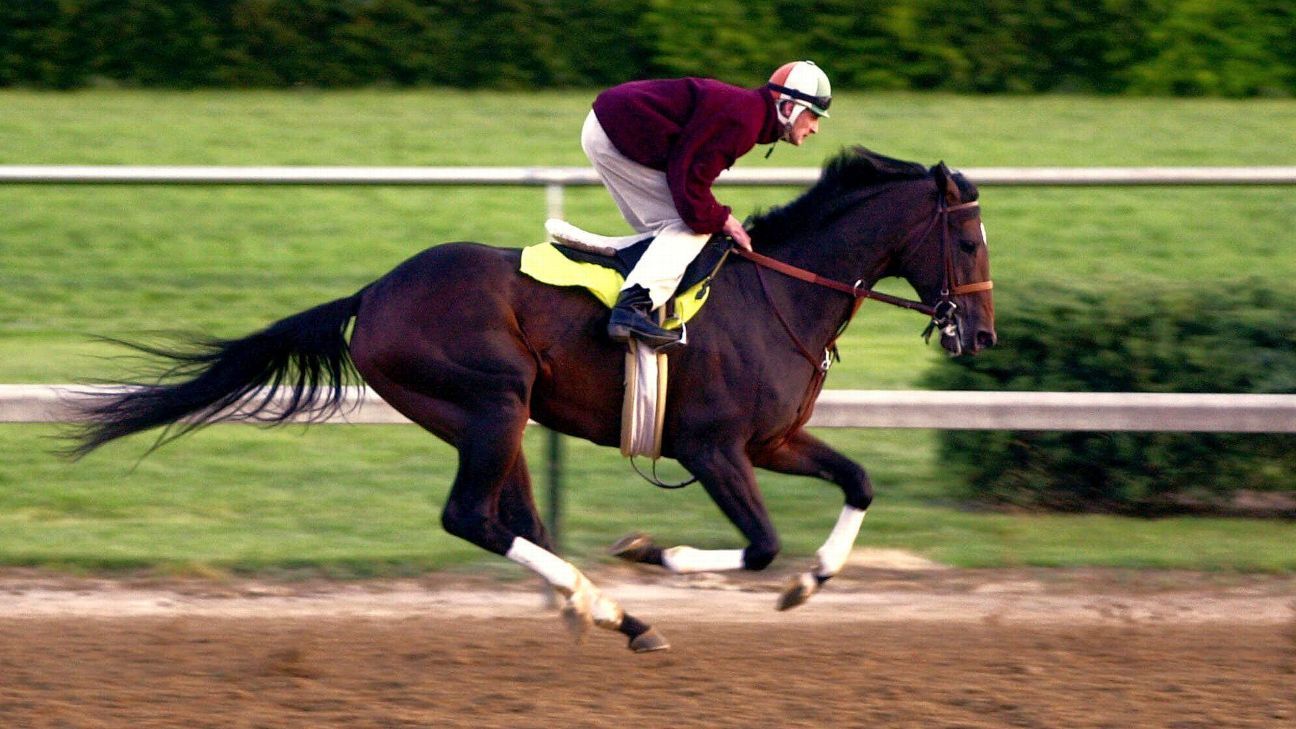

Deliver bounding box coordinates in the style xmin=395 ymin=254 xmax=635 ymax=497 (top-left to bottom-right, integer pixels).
xmin=2 ymin=562 xmax=1294 ymax=728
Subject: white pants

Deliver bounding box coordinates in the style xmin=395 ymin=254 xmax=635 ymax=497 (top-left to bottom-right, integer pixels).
xmin=582 ymin=111 xmax=711 ymax=308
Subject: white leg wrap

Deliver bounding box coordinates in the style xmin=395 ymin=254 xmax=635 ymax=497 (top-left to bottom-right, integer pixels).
xmin=661 ymin=546 xmax=747 ymax=574
xmin=506 ymin=538 xmax=623 ymax=632
xmin=574 ymin=572 xmax=625 ymax=628
xmin=506 ymin=537 xmax=579 ymax=593
xmin=814 ymin=507 xmax=866 ymax=578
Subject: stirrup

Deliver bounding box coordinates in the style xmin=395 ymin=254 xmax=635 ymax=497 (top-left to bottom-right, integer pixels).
xmin=608 ymin=302 xmax=684 ymax=350
xmin=608 ymin=314 xmax=682 ymax=350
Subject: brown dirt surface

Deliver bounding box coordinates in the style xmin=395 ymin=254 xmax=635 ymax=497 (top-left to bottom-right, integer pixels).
xmin=1 ymin=562 xmax=1294 ymax=729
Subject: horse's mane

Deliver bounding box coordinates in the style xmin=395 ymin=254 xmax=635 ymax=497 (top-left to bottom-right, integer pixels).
xmin=748 ymin=146 xmax=978 ymax=244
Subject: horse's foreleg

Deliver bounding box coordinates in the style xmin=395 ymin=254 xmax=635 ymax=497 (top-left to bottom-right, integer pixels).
xmin=752 ymin=430 xmax=873 ymax=610
xmin=776 ymin=505 xmax=866 ymax=610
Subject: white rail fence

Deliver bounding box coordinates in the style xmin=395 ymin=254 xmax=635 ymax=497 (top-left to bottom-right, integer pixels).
xmin=3 ymin=165 xmax=1296 ymax=187
xmin=4 ymin=386 xmax=1295 ymax=433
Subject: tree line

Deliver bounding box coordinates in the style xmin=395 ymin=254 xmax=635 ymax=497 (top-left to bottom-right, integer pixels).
xmin=2 ymin=0 xmax=1293 ymax=96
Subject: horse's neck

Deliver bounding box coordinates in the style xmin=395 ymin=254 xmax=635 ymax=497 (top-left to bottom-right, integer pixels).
xmin=740 ymin=181 xmax=930 ymax=353
xmin=756 ymin=187 xmax=908 ymax=288
xmin=746 ymin=229 xmax=889 ymax=350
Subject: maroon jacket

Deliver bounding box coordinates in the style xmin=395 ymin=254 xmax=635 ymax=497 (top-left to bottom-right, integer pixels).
xmin=592 ymin=78 xmax=781 ymax=234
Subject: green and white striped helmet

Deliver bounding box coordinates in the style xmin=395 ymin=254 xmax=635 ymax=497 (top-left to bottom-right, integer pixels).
xmin=767 ymin=60 xmax=832 ymax=126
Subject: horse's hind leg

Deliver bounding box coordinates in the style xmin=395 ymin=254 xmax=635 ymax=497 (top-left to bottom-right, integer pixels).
xmin=365 ymin=372 xmax=666 ymax=652
xmin=496 ymin=453 xmax=553 ymax=552
xmin=496 ymin=456 xmax=666 ymax=651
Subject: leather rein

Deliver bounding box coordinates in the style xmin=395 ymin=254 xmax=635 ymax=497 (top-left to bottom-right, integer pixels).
xmin=732 ymin=198 xmax=991 ymax=370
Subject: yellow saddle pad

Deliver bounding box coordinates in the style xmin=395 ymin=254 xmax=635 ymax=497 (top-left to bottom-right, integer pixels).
xmin=519 ymin=242 xmax=711 ymax=330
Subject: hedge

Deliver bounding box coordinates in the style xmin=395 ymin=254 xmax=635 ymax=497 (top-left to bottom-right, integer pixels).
xmin=1 ymin=0 xmax=1293 ymax=96
xmin=923 ymin=282 xmax=1296 ymax=514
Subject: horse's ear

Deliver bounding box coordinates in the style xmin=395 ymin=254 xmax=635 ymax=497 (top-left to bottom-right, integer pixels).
xmin=933 ymin=161 xmax=960 ymax=206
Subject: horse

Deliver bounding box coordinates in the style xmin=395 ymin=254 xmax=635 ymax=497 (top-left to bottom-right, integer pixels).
xmin=71 ymin=146 xmax=995 ymax=652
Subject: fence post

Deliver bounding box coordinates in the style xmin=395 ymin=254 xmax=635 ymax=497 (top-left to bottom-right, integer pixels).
xmin=544 ymin=182 xmax=566 ymax=552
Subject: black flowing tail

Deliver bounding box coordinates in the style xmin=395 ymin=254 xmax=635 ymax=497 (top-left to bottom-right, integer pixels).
xmin=69 ymin=291 xmax=365 ymax=458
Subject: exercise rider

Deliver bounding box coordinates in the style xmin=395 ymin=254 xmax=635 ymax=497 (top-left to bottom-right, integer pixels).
xmin=580 ymin=60 xmax=832 ymax=350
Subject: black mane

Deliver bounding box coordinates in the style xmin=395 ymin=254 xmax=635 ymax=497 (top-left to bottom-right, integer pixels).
xmin=748 ymin=146 xmax=977 ymax=244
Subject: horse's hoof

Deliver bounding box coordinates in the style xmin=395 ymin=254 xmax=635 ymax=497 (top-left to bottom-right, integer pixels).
xmin=776 ymin=572 xmax=819 ymax=611
xmin=628 ymin=628 xmax=670 ymax=653
xmin=609 ymin=532 xmax=656 ymax=563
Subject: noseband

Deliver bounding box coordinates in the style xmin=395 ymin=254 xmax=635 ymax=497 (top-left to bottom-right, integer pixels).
xmin=732 ymin=196 xmax=993 ymax=363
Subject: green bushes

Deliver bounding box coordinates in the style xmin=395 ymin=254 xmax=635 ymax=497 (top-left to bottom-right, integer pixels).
xmin=2 ymin=0 xmax=1293 ymax=96
xmin=924 ymin=282 xmax=1296 ymax=513
xmin=0 ymin=0 xmax=655 ymax=89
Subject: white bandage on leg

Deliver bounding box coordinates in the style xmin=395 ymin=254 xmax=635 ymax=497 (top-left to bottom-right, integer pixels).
xmin=661 ymin=546 xmax=747 ymax=573
xmin=814 ymin=507 xmax=866 ymax=578
xmin=505 ymin=537 xmax=579 ymax=593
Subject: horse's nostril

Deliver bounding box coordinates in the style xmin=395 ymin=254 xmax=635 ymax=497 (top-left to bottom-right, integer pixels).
xmin=975 ymin=330 xmax=997 ymax=349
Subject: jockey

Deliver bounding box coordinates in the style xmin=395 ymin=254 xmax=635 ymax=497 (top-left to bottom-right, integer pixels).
xmin=582 ymin=60 xmax=831 ymax=350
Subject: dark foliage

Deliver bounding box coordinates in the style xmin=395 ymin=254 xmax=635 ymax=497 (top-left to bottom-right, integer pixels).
xmin=923 ymin=281 xmax=1296 ymax=513
xmin=1 ymin=1 xmax=1292 ymax=96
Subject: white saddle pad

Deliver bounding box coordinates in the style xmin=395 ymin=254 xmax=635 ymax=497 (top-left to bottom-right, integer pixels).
xmin=546 ymin=219 xmax=645 ymax=255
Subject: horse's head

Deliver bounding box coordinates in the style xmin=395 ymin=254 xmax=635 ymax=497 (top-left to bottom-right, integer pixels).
xmin=746 ymin=147 xmax=996 ymax=357
xmin=895 ymin=162 xmax=996 ymax=356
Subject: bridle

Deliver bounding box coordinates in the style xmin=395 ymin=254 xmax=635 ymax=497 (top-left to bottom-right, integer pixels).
xmin=732 ymin=195 xmax=992 ymax=368
xmin=915 ymin=198 xmax=993 ymax=354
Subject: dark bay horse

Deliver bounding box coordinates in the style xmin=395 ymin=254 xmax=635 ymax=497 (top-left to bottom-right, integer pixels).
xmin=72 ymin=147 xmax=995 ymax=652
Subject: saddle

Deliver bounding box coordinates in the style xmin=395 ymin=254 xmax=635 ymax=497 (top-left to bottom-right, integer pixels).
xmin=519 ymin=219 xmax=731 ymax=330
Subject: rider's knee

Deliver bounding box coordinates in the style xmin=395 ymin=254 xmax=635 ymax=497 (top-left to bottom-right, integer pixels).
xmin=743 ymin=539 xmax=781 ymax=571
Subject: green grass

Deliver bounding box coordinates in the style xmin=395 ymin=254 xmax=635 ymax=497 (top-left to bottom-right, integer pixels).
xmin=5 ymin=424 xmax=1292 ymax=574
xmin=2 ymin=90 xmax=1294 ymax=574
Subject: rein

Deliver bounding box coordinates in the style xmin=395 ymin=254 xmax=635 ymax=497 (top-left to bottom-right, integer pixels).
xmin=732 ymin=198 xmax=992 ymax=368
xmin=734 ymin=247 xmax=936 ymax=317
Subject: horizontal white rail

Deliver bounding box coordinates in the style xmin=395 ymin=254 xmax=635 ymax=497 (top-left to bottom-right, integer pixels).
xmin=1 ymin=165 xmax=1294 ymax=186
xmin=809 ymin=390 xmax=1296 ymax=432
xmin=4 ymin=385 xmax=1293 ymax=432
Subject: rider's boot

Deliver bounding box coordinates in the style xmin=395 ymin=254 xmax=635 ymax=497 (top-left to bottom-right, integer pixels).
xmin=607 ymin=285 xmax=682 ymax=350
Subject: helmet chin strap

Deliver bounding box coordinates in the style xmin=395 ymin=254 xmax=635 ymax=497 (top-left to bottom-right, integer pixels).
xmin=776 ymin=100 xmax=808 ymax=142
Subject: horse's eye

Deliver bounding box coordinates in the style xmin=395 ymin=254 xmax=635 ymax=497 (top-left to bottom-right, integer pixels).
xmin=959 ymin=238 xmax=978 ymax=253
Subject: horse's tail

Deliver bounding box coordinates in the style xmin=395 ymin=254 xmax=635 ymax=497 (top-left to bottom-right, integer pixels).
xmin=68 ymin=289 xmax=366 ymax=459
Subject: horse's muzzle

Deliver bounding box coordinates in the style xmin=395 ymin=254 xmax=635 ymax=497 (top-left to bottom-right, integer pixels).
xmin=933 ymin=313 xmax=996 ymax=357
